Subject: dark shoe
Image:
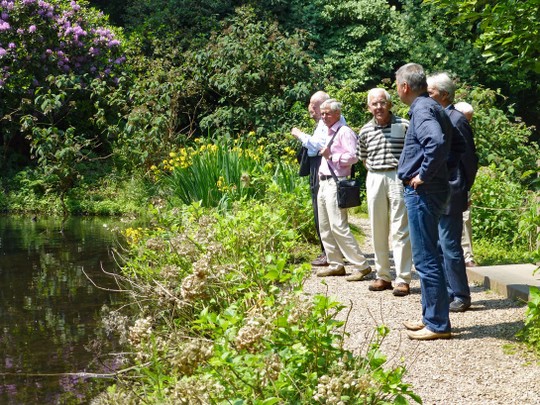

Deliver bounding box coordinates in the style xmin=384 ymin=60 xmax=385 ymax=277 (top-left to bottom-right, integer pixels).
xmin=449 ymin=300 xmax=471 ymax=312
xmin=393 ymin=283 xmax=410 ymax=296
xmin=317 ymin=266 xmax=346 ymax=277
xmin=465 ymin=261 xmax=477 ymax=267
xmin=368 ymin=278 xmax=392 ymax=290
xmin=345 ymin=266 xmax=372 ymax=281
xmin=406 ymin=327 xmax=451 ymax=340
xmin=311 ymin=253 xmax=329 ymax=267
xmin=403 ymin=320 xmax=425 ymax=331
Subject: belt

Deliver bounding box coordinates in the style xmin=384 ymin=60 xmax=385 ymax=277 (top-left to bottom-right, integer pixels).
xmin=371 ymin=167 xmax=397 ymax=172
xmin=320 ymin=175 xmax=348 ymax=181
xmin=403 ymin=179 xmax=411 ymax=186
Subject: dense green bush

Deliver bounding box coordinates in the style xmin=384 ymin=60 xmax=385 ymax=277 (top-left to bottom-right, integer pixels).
xmin=0 ymin=0 xmax=127 ymax=209
xmin=517 ymin=285 xmax=540 ymax=355
xmin=0 ymin=168 xmax=151 ymax=216
xmin=0 ymin=0 xmax=126 ymax=163
xmin=95 ymin=198 xmax=419 ymax=404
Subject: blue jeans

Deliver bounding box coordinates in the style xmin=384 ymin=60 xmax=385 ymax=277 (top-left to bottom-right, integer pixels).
xmin=404 ymin=185 xmax=451 ymax=333
xmin=439 ymin=213 xmax=471 ymax=305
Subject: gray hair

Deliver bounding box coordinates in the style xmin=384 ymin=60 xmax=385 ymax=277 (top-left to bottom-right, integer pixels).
xmin=367 ymin=88 xmax=391 ymax=105
xmin=427 ymin=72 xmax=456 ymax=103
xmin=395 ymin=63 xmax=427 ymax=93
xmin=320 ymin=98 xmax=342 ymax=112
xmin=454 ymin=101 xmax=474 ymax=115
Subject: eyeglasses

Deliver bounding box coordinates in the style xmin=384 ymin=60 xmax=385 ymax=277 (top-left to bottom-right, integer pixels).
xmin=320 ymin=111 xmax=336 ymax=116
xmin=370 ymin=101 xmax=388 ymax=108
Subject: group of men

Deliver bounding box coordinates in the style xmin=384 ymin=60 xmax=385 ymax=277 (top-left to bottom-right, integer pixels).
xmin=292 ymin=63 xmax=478 ymax=340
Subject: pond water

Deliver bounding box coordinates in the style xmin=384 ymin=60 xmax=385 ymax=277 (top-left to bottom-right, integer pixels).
xmin=0 ymin=216 xmax=132 ymax=404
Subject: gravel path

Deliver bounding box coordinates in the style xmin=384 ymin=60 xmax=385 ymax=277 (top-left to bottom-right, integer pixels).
xmin=302 ymin=215 xmax=540 ymax=405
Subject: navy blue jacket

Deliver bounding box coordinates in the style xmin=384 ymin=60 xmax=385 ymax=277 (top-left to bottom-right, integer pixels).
xmin=398 ymin=94 xmax=453 ymax=193
xmin=444 ymin=105 xmax=478 ymax=215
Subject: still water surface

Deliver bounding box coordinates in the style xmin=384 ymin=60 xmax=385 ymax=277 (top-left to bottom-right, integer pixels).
xmin=0 ymin=216 xmax=132 ymax=404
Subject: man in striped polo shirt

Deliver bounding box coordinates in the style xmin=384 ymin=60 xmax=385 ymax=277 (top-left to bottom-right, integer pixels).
xmin=353 ymin=88 xmax=412 ymax=296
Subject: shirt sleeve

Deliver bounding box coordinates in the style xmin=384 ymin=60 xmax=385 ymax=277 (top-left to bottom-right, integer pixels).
xmin=415 ymin=106 xmax=450 ymax=182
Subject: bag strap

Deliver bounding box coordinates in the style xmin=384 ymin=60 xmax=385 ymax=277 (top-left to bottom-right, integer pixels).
xmin=326 ymin=125 xmax=355 ymax=181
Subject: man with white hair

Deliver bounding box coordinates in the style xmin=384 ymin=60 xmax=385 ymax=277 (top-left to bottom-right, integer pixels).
xmin=427 ymin=73 xmax=478 ymax=312
xmin=354 ymin=88 xmax=412 ymax=294
xmin=315 ymin=99 xmax=372 ymax=279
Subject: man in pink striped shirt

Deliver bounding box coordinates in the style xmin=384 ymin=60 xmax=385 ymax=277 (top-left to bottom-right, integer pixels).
xmin=316 ymin=99 xmax=372 ymax=279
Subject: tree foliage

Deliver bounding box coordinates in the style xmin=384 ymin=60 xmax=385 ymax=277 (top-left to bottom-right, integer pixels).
xmin=116 ymin=6 xmax=315 ymax=170
xmin=423 ymin=0 xmax=540 ymax=74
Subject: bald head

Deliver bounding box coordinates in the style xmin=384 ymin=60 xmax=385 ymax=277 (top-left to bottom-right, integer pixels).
xmin=454 ymin=101 xmax=474 ymax=122
xmin=309 ymin=91 xmax=330 ymax=121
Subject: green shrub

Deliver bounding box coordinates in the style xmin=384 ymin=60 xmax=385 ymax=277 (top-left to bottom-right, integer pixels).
xmin=517 ymin=284 xmax=540 ymax=355
xmin=471 ymin=166 xmax=535 ymax=249
xmin=97 ymin=199 xmax=419 ymax=404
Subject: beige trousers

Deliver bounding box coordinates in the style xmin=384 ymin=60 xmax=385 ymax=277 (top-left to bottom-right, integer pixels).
xmin=366 ymin=170 xmax=412 ymax=284
xmin=317 ymin=179 xmax=369 ymax=271
xmin=461 ymin=208 xmax=474 ymax=263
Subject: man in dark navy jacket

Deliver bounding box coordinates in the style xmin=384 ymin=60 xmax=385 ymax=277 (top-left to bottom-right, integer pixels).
xmin=396 ymin=63 xmax=453 ymax=340
xmin=427 ymin=72 xmax=478 ymax=312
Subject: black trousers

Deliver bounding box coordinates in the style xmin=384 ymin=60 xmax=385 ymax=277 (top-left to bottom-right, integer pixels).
xmin=309 ymin=156 xmax=324 ymax=253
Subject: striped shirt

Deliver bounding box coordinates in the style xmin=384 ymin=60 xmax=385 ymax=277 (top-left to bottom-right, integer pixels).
xmin=357 ymin=114 xmax=409 ymax=171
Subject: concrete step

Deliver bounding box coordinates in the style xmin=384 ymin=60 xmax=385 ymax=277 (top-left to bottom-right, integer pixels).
xmin=466 ymin=263 xmax=540 ymax=302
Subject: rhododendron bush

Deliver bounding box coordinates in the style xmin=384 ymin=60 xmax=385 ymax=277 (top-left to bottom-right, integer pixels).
xmin=0 ymin=0 xmax=124 ymax=90
xmin=0 ymin=0 xmax=126 ymax=204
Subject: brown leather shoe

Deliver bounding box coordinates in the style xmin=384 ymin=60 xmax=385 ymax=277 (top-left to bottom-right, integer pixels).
xmin=368 ymin=278 xmax=392 ymax=291
xmin=403 ymin=320 xmax=425 ymax=331
xmin=393 ymin=282 xmax=410 ymax=296
xmin=316 ymin=266 xmax=346 ymax=277
xmin=311 ymin=253 xmax=329 ymax=267
xmin=406 ymin=327 xmax=451 ymax=340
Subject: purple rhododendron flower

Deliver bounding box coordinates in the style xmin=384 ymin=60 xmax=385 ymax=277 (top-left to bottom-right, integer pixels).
xmin=2 ymin=1 xmax=14 ymax=11
xmin=1 ymin=0 xmax=125 ymax=87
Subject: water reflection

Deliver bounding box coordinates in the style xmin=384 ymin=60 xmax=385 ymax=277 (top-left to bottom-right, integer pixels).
xmin=0 ymin=216 xmax=130 ymax=404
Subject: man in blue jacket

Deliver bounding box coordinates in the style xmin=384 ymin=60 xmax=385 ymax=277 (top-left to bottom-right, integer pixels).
xmin=427 ymin=72 xmax=478 ymax=312
xmin=396 ymin=63 xmax=453 ymax=340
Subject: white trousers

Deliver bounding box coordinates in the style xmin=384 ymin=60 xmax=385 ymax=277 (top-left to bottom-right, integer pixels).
xmin=461 ymin=208 xmax=474 ymax=263
xmin=317 ymin=179 xmax=369 ymax=271
xmin=366 ymin=170 xmax=412 ymax=284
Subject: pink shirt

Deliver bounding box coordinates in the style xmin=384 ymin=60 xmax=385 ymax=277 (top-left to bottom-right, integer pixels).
xmin=319 ymin=122 xmax=359 ymax=177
